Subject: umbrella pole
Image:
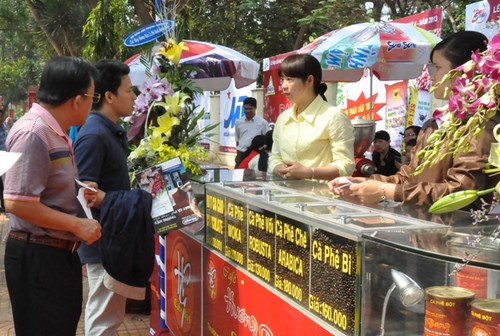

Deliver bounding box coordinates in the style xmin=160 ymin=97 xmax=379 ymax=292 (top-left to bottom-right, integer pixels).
xmin=369 ymin=69 xmax=373 ymax=120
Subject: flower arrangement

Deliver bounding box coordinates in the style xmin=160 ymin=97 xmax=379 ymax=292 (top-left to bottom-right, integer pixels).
xmin=414 ymin=34 xmax=500 ymax=277
xmin=418 ymin=33 xmax=500 ymax=214
xmin=127 ymin=39 xmax=218 ymax=176
xmin=415 ymin=34 xmax=500 ymax=176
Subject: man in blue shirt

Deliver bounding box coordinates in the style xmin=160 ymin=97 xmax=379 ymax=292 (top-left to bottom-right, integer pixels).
xmin=74 ymin=59 xmax=137 ymax=335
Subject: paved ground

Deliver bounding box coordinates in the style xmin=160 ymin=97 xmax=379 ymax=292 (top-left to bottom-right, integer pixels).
xmin=0 ymin=212 xmax=151 ymax=335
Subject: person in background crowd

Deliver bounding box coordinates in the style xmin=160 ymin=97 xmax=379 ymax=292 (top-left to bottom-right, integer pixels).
xmin=3 ymin=56 xmax=101 ymax=336
xmin=73 ymin=59 xmax=137 ymax=335
xmin=234 ymin=97 xmax=269 ymax=168
xmin=0 ymin=110 xmax=6 ymax=151
xmin=3 ymin=116 xmax=14 ymax=131
xmin=403 ymin=139 xmax=417 ymax=164
xmin=372 ymin=130 xmax=402 ymax=176
xmin=248 ymin=129 xmax=274 ymax=174
xmin=238 ymin=134 xmax=267 ymax=169
xmin=328 ymin=31 xmax=498 ymax=207
xmin=69 ymin=125 xmax=80 ymax=143
xmin=269 ymin=54 xmax=355 ymax=180
xmin=401 ymin=125 xmax=421 ymax=146
xmin=400 ymin=126 xmax=421 ymax=164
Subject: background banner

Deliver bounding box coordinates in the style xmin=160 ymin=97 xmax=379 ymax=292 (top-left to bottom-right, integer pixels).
xmin=218 ymin=79 xmax=256 ymax=153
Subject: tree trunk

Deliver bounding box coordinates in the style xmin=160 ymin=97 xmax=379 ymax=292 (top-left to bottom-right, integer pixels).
xmin=62 ymin=29 xmax=78 ymax=56
xmin=23 ymin=0 xmax=64 ymax=55
xmin=293 ymin=24 xmax=310 ymax=50
xmin=175 ymin=0 xmax=189 ymax=14
xmin=443 ymin=6 xmax=459 ymax=32
xmin=129 ymin=0 xmax=154 ymax=25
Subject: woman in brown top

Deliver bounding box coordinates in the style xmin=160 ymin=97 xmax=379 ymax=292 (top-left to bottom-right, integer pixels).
xmin=329 ymin=31 xmax=499 ymax=206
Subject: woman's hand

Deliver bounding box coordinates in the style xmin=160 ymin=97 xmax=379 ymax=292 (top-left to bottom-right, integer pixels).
xmin=328 ymin=177 xmax=367 ymax=195
xmin=349 ymin=180 xmax=393 ymax=204
xmin=278 ymin=160 xmax=311 ymax=179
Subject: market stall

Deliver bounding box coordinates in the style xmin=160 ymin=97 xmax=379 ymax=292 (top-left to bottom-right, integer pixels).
xmin=157 ymin=176 xmax=499 ymax=335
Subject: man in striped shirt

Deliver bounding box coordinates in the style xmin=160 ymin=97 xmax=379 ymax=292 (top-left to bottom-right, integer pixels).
xmin=3 ymin=56 xmax=102 ymax=336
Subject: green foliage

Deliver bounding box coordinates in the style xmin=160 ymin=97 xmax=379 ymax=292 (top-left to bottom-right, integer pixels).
xmin=0 ymin=0 xmax=475 ymax=114
xmin=35 ymin=0 xmax=91 ymax=55
xmin=82 ymin=0 xmax=141 ymax=61
xmin=0 ymin=0 xmax=44 ymax=107
xmin=298 ymin=0 xmax=369 ymax=34
xmin=0 ymin=56 xmax=42 ymax=103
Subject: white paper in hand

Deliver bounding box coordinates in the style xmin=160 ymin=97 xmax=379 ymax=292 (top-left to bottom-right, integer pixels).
xmin=77 ymin=188 xmax=93 ymax=219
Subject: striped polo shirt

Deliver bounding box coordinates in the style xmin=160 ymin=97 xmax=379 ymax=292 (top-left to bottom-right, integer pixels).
xmin=3 ymin=103 xmax=82 ymax=240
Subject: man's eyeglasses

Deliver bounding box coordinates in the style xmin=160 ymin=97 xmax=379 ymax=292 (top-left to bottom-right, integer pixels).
xmin=404 ymin=133 xmax=417 ymax=138
xmin=83 ymin=92 xmax=101 ymax=103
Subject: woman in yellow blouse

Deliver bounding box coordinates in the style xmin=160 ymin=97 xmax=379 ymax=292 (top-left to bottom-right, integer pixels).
xmin=268 ymin=54 xmax=355 ymax=180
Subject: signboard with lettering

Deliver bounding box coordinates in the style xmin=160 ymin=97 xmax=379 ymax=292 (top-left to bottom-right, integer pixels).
xmin=203 ymin=187 xmax=362 ymax=335
xmin=123 ymin=19 xmax=174 ymax=47
xmin=219 ymin=79 xmax=256 ymax=153
xmin=165 ymin=230 xmax=202 ymax=336
xmin=136 ymin=157 xmax=203 ymax=235
xmin=393 ymin=7 xmax=442 ymax=32
xmin=275 ymin=215 xmax=310 ymax=308
xmin=203 ymin=247 xmax=335 ymax=336
xmin=310 ymin=229 xmax=360 ymax=334
xmin=225 ymin=199 xmax=247 ymax=267
xmin=205 ymin=192 xmax=226 ymax=253
xmin=247 ymin=206 xmax=276 ymax=285
xmin=466 ymin=0 xmax=500 ymax=41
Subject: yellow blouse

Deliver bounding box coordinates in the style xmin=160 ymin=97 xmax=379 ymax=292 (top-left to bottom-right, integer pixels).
xmin=268 ymin=95 xmax=355 ymax=177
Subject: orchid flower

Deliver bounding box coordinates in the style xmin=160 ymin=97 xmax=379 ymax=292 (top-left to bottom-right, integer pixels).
xmin=417 ymin=33 xmax=500 ymax=176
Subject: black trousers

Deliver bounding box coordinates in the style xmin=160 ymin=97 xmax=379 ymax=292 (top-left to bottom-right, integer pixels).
xmin=4 ymin=238 xmax=83 ymax=336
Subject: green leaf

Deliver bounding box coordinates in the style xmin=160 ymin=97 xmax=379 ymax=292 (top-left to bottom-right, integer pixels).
xmin=429 ymin=187 xmax=496 ymax=214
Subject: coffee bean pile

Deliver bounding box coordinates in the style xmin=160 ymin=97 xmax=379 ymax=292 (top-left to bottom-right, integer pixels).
xmin=310 ymin=229 xmax=357 ymax=334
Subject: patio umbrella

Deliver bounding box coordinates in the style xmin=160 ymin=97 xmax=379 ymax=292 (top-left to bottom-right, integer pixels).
xmin=264 ymin=21 xmax=441 ymax=117
xmin=125 ymin=40 xmax=260 ymax=91
xmin=266 ymin=21 xmax=440 ymax=81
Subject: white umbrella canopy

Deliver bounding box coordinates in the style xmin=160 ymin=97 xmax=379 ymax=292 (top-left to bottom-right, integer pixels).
xmin=125 ymin=40 xmax=260 ymax=91
xmin=265 ymin=21 xmax=441 ymax=82
xmin=264 ymin=21 xmax=441 ymax=119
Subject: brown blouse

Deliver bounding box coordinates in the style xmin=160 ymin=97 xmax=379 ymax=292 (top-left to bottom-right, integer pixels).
xmin=370 ymin=113 xmax=500 ymax=206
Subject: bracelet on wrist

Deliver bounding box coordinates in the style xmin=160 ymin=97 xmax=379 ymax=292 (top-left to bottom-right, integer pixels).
xmin=311 ymin=167 xmax=315 ymax=179
xmin=381 ymin=184 xmax=387 ymax=202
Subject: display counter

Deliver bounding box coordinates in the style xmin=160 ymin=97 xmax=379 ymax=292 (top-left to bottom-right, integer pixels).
xmin=362 ymin=224 xmax=500 ymax=335
xmin=159 ymin=176 xmax=500 ymax=336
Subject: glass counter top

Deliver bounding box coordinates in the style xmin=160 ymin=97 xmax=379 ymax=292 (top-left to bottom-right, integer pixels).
xmin=363 ymin=223 xmax=500 ymax=269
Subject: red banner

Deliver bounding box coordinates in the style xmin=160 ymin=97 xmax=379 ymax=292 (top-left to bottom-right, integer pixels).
xmin=165 ymin=231 xmax=202 ymax=336
xmin=262 ymin=57 xmax=292 ymax=123
xmin=342 ymin=92 xmax=384 ymax=121
xmin=393 ymin=7 xmax=443 ymax=32
xmin=203 ymin=248 xmax=337 ymax=336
